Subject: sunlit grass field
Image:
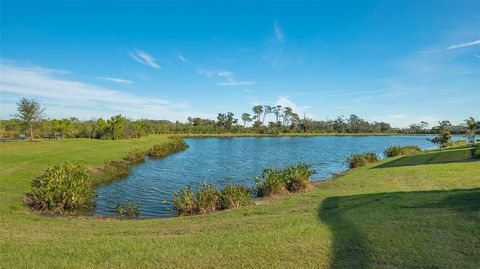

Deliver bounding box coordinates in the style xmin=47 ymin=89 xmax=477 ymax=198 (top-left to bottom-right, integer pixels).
xmin=0 ymin=136 xmax=479 ymax=268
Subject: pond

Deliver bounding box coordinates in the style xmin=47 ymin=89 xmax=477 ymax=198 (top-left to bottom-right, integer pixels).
xmin=95 ymin=135 xmax=461 ymax=218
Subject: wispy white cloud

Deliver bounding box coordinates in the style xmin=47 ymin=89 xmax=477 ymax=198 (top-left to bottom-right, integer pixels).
xmin=98 ymin=76 xmax=134 ymax=85
xmin=274 ymin=20 xmax=285 ymax=43
xmin=445 ymin=39 xmax=480 ymax=50
xmin=217 ymin=79 xmax=254 ymax=86
xmin=453 ymin=70 xmax=480 ymax=75
xmin=177 ymin=52 xmax=190 ymax=64
xmin=197 ymin=68 xmax=254 ymax=87
xmin=275 ymin=96 xmax=310 ymax=115
xmin=474 ymin=54 xmax=480 ymax=59
xmin=129 ymin=49 xmax=160 ymax=69
xmin=196 ymin=69 xmax=216 ymax=78
xmin=0 ymin=60 xmax=197 ymax=120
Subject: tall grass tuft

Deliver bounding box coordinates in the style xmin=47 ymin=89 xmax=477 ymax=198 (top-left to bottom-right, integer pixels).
xmin=220 ymin=186 xmax=252 ymax=209
xmin=196 ymin=183 xmax=221 ymax=214
xmin=24 ymin=162 xmax=95 ymax=214
xmin=345 ymin=152 xmax=379 ymax=168
xmin=116 ymin=201 xmax=140 ymax=218
xmin=172 ymin=184 xmax=253 ymax=216
xmin=255 ymin=168 xmax=288 ymax=197
xmin=172 ymin=186 xmax=197 ymax=216
xmin=255 ymin=163 xmax=316 ymax=197
xmin=384 ymin=145 xmax=422 ymax=157
xmin=284 ymin=163 xmax=316 ymax=192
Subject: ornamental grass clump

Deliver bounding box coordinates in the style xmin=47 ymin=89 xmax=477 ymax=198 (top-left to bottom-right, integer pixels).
xmin=384 ymin=145 xmax=422 ymax=157
xmin=24 ymin=162 xmax=95 ymax=214
xmin=345 ymin=152 xmax=380 ymax=168
xmin=196 ymin=183 xmax=221 ymax=214
xmin=172 ymin=186 xmax=197 ymax=216
xmin=254 ymin=168 xmax=288 ymax=197
xmin=284 ymin=163 xmax=316 ymax=192
xmin=220 ymin=186 xmax=252 ymax=209
xmin=116 ymin=201 xmax=140 ymax=218
xmin=255 ymin=163 xmax=316 ymax=197
xmin=172 ymin=184 xmax=253 ymax=216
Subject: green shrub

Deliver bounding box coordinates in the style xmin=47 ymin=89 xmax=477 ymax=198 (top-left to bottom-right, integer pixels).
xmin=255 ymin=168 xmax=288 ymax=197
xmin=196 ymin=183 xmax=221 ymax=214
xmin=220 ymin=186 xmax=252 ymax=209
xmin=284 ymin=163 xmax=316 ymax=192
xmin=24 ymin=162 xmax=95 ymax=214
xmin=123 ymin=148 xmax=145 ymax=164
xmin=116 ymin=201 xmax=140 ymax=218
xmin=384 ymin=145 xmax=422 ymax=157
xmin=172 ymin=186 xmax=197 ymax=216
xmin=345 ymin=152 xmax=379 ymax=168
xmin=147 ymin=138 xmax=188 ymax=159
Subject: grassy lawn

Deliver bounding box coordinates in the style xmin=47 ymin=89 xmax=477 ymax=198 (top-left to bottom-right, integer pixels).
xmin=0 ymin=137 xmax=479 ymax=268
xmin=0 ymin=136 xmax=170 ymax=216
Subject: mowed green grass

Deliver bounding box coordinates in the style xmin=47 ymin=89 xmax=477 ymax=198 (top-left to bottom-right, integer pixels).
xmin=0 ymin=136 xmax=170 ymax=216
xmin=0 ymin=137 xmax=479 ymax=268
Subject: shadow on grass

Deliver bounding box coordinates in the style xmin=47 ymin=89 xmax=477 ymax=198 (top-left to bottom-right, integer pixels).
xmin=318 ymin=188 xmax=480 ymax=268
xmin=374 ymin=147 xmax=479 ymax=169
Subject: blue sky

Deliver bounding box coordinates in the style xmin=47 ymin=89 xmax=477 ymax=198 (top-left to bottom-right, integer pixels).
xmin=0 ymin=0 xmax=479 ymax=127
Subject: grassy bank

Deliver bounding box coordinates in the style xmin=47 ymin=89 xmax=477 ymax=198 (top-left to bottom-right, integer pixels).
xmin=0 ymin=136 xmax=479 ymax=268
xmin=0 ymin=136 xmax=170 ymax=216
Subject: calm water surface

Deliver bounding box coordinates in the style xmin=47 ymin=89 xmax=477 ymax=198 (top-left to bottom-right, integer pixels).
xmin=95 ymin=136 xmax=459 ymax=218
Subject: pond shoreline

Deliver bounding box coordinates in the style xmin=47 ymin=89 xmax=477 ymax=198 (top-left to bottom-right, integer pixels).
xmin=95 ymin=135 xmax=457 ymax=218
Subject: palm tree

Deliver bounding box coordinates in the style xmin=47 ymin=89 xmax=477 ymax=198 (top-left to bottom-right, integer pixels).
xmin=465 ymin=117 xmax=478 ymax=146
xmin=252 ymin=105 xmax=263 ymax=125
xmin=262 ymin=105 xmax=272 ymax=126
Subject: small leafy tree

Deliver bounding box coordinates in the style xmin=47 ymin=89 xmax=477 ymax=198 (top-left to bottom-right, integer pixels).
xmin=216 ymin=112 xmax=237 ymax=131
xmin=241 ymin=113 xmax=252 ymax=127
xmin=429 ymin=131 xmax=452 ymax=150
xmin=429 ymin=121 xmax=453 ymax=150
xmin=13 ymin=98 xmax=45 ymax=140
xmin=436 ymin=120 xmax=452 ymax=133
xmin=107 ymin=114 xmax=127 ymax=140
xmin=95 ymin=118 xmax=108 ymax=139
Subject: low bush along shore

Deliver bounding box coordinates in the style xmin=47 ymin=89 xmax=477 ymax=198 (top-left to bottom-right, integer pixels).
xmin=0 ymin=136 xmax=479 ymax=268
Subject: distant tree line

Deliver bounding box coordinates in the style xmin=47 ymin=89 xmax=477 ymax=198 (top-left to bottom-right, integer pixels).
xmin=0 ymin=98 xmax=477 ymax=140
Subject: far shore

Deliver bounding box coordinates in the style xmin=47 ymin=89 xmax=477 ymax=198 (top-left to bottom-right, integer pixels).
xmin=176 ymin=132 xmax=446 ymax=139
